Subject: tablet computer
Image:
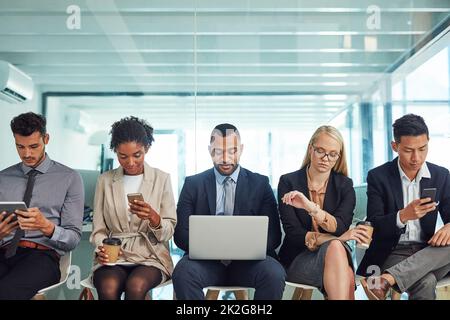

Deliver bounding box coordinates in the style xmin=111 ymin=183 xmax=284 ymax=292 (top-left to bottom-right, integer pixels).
xmin=0 ymin=201 xmax=28 ymax=219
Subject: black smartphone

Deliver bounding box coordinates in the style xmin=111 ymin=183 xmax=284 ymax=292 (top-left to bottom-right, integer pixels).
xmin=421 ymin=188 xmax=437 ymax=204
xmin=127 ymin=193 xmax=144 ymax=204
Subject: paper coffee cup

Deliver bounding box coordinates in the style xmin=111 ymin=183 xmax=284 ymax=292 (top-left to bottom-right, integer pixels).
xmin=102 ymin=237 xmax=122 ymax=265
xmin=356 ymin=221 xmax=373 ymax=249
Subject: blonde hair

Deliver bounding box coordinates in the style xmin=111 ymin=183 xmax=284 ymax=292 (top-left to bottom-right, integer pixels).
xmin=301 ymin=125 xmax=349 ymax=177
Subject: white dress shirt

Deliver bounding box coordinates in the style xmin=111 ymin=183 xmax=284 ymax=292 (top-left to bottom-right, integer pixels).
xmin=396 ymin=159 xmax=431 ymax=243
xmin=123 ymin=173 xmax=144 ymax=221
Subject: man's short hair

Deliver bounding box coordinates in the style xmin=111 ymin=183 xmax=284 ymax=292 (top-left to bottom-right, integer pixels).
xmin=210 ymin=123 xmax=240 ymax=144
xmin=393 ymin=114 xmax=429 ymax=143
xmin=10 ymin=112 xmax=47 ymax=137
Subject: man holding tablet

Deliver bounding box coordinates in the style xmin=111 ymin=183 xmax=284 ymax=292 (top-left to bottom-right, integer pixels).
xmin=0 ymin=112 xmax=84 ymax=300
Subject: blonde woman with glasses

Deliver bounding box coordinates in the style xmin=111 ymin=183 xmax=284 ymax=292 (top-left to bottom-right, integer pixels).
xmin=278 ymin=126 xmax=371 ymax=300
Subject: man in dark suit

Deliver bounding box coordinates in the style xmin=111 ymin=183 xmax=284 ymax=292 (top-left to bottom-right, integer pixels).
xmin=172 ymin=123 xmax=286 ymax=300
xmin=358 ymin=114 xmax=450 ymax=300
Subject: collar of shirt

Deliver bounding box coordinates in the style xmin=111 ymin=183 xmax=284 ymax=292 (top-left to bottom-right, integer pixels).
xmin=397 ymin=158 xmax=431 ymax=183
xmin=213 ymin=165 xmax=241 ymax=185
xmin=20 ymin=153 xmax=52 ymax=175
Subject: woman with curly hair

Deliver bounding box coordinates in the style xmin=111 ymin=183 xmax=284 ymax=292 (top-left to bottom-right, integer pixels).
xmin=90 ymin=116 xmax=176 ymax=300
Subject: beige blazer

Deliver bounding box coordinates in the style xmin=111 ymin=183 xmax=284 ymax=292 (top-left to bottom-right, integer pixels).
xmin=90 ymin=163 xmax=177 ymax=278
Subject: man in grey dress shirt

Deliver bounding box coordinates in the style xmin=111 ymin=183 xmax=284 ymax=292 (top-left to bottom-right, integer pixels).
xmin=0 ymin=112 xmax=84 ymax=300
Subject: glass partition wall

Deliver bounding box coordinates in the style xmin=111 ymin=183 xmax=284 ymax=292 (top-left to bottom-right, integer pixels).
xmin=2 ymin=0 xmax=449 ymax=300
xmin=34 ymin=1 xmax=449 ymax=192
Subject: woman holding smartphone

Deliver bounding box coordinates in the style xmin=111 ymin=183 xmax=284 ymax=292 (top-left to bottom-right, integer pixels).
xmin=90 ymin=116 xmax=177 ymax=300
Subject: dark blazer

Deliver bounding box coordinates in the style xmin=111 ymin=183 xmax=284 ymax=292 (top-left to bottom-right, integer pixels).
xmin=174 ymin=167 xmax=281 ymax=258
xmin=357 ymin=158 xmax=450 ymax=276
xmin=278 ymin=167 xmax=356 ymax=268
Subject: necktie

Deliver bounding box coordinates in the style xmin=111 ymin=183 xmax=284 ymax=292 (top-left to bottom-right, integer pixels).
xmin=5 ymin=169 xmax=39 ymax=258
xmin=221 ymin=177 xmax=234 ymax=266
xmin=223 ymin=177 xmax=234 ymax=215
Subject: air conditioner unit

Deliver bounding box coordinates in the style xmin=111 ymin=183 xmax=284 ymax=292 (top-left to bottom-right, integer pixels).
xmin=0 ymin=60 xmax=34 ymax=103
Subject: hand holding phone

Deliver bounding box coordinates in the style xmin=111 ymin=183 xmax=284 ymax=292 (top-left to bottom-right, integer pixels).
xmin=127 ymin=193 xmax=144 ymax=204
xmin=127 ymin=193 xmax=160 ymax=227
xmin=421 ymin=188 xmax=437 ymax=205
xmin=400 ymin=189 xmax=438 ymax=223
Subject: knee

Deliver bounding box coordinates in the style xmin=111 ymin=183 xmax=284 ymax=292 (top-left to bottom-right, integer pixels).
xmin=125 ymin=279 xmax=147 ymax=297
xmin=95 ymin=280 xmax=121 ymax=298
xmin=259 ymin=259 xmax=286 ymax=283
xmin=326 ymin=240 xmax=347 ymax=260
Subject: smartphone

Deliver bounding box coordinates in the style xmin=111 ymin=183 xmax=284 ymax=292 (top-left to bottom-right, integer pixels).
xmin=127 ymin=193 xmax=144 ymax=204
xmin=421 ymin=188 xmax=437 ymax=204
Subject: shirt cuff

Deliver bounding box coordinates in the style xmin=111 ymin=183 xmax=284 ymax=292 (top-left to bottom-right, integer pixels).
xmin=396 ymin=210 xmax=406 ymax=229
xmin=49 ymin=225 xmax=63 ymax=241
xmin=318 ymin=212 xmax=337 ymax=233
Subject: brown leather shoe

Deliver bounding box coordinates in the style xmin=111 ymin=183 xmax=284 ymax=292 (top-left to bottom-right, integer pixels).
xmin=360 ymin=276 xmax=391 ymax=300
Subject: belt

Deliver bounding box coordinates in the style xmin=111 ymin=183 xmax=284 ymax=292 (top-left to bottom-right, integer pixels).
xmin=17 ymin=240 xmax=52 ymax=251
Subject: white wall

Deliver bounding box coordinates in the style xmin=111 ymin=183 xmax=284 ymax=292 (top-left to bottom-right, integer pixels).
xmin=0 ymin=89 xmax=40 ymax=169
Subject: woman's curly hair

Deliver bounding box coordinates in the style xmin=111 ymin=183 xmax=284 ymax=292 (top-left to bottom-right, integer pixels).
xmin=109 ymin=116 xmax=154 ymax=151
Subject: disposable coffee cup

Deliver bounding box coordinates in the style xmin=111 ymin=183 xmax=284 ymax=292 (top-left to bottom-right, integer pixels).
xmin=102 ymin=237 xmax=122 ymax=265
xmin=356 ymin=221 xmax=373 ymax=249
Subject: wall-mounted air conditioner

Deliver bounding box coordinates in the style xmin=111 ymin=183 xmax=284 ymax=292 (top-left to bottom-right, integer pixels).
xmin=0 ymin=60 xmax=34 ymax=103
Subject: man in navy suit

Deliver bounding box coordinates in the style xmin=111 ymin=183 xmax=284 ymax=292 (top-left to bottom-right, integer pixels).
xmin=358 ymin=114 xmax=450 ymax=300
xmin=172 ymin=123 xmax=285 ymax=300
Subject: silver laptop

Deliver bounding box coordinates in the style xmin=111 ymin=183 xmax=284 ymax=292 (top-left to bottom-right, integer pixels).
xmin=189 ymin=215 xmax=268 ymax=260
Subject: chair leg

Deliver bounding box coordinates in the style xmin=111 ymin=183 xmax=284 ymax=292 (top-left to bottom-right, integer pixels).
xmin=234 ymin=290 xmax=248 ymax=300
xmin=79 ymin=288 xmax=95 ymax=300
xmin=292 ymin=287 xmax=303 ymax=300
xmin=291 ymin=288 xmax=313 ymax=300
xmin=205 ymin=289 xmax=220 ymax=300
xmin=300 ymin=289 xmax=313 ymax=300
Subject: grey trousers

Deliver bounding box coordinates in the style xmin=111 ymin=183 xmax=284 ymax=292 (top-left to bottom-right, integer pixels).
xmin=383 ymin=243 xmax=450 ymax=300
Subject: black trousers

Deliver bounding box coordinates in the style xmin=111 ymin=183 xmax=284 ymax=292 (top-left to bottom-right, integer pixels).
xmin=0 ymin=247 xmax=60 ymax=300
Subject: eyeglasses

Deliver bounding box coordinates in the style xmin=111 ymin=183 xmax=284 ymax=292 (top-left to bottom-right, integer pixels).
xmin=312 ymin=145 xmax=340 ymax=162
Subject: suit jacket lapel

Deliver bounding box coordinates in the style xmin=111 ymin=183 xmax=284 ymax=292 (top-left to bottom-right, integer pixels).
xmin=112 ymin=167 xmax=130 ymax=232
xmin=297 ymin=168 xmax=312 ymax=231
xmin=389 ymin=158 xmax=404 ymax=210
xmin=205 ymin=169 xmax=216 ymax=215
xmin=297 ymin=168 xmax=310 ymax=200
xmin=234 ymin=168 xmax=249 ymax=215
xmin=323 ymin=171 xmax=335 ymax=213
